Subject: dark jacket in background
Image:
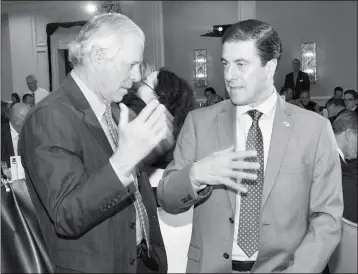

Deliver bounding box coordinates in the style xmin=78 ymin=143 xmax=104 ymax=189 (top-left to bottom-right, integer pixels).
xmin=284 ymin=71 xmax=310 ymax=99
xmin=1 ymin=122 xmax=14 ymax=167
xmin=340 ymin=157 xmax=357 ymax=223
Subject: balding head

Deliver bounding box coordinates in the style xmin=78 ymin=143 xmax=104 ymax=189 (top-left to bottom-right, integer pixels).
xmin=26 ymin=74 xmax=38 ymax=92
xmin=9 ymin=103 xmax=31 ymax=133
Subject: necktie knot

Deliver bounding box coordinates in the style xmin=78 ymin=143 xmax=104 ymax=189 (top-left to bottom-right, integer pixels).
xmin=247 ymin=110 xmax=263 ymax=123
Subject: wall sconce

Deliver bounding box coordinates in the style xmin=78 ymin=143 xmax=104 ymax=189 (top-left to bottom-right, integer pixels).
xmin=301 ymin=42 xmax=317 ymax=83
xmin=194 ymin=49 xmax=208 ymax=87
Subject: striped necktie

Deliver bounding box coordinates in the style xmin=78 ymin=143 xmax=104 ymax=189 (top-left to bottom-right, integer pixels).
xmin=104 ymin=102 xmax=150 ymax=253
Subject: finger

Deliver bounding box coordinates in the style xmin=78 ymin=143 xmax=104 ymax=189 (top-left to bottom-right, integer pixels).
xmin=119 ymin=103 xmax=129 ymax=128
xmin=229 ymin=150 xmax=257 ymax=160
xmin=215 ymin=178 xmax=248 ymax=194
xmin=151 ymin=113 xmax=167 ymax=135
xmin=228 ymin=161 xmax=260 ymax=170
xmin=146 ymin=104 xmax=166 ymax=129
xmin=223 ymin=170 xmax=258 ymax=181
xmin=136 ymin=99 xmax=160 ymax=123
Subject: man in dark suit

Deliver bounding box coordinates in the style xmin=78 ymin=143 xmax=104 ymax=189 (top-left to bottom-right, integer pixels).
xmin=19 ymin=13 xmax=171 ymax=273
xmin=158 ymin=19 xmax=342 ymax=273
xmin=284 ymin=59 xmax=310 ymax=99
xmin=1 ymin=103 xmax=31 ymax=167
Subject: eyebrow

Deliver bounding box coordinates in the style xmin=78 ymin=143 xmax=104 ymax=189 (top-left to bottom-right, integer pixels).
xmin=221 ymin=57 xmax=250 ymax=63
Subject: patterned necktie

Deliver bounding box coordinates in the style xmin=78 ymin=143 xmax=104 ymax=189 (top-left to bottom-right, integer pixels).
xmin=237 ymin=109 xmax=264 ymax=258
xmin=104 ymin=102 xmax=151 ymax=252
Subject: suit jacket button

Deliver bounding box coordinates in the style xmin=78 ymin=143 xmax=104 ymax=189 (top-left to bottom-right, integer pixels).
xmin=129 ymin=258 xmax=136 ymax=265
xmin=129 ymin=222 xmax=136 ymax=229
xmin=229 ymin=217 xmax=234 ymax=224
xmin=223 ymin=253 xmax=229 ymax=259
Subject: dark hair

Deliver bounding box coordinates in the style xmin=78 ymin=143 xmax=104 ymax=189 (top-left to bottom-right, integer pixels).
xmin=332 ymin=110 xmax=358 ymax=135
xmin=204 ymin=87 xmax=216 ymax=95
xmin=222 ymin=19 xmax=282 ymax=66
xmin=334 ymin=86 xmax=344 ymax=94
xmin=344 ymin=89 xmax=358 ymax=99
xmin=206 ymin=94 xmax=223 ymax=106
xmin=22 ymin=93 xmax=34 ymax=102
xmin=300 ymin=90 xmax=310 ymax=97
xmin=293 ymin=58 xmax=300 ymax=63
xmin=326 ymin=97 xmax=346 ymax=108
xmin=154 ymin=68 xmax=196 ymax=140
xmin=11 ymin=93 xmax=20 ymax=103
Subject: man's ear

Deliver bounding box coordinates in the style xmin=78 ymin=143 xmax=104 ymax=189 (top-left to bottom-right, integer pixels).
xmin=89 ymin=46 xmax=108 ymax=70
xmin=266 ymin=59 xmax=278 ymax=80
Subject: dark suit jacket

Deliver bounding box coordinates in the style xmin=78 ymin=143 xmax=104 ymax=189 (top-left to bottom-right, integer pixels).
xmin=340 ymin=157 xmax=357 ymax=223
xmin=284 ymin=71 xmax=310 ymax=99
xmin=1 ymin=122 xmax=15 ymax=167
xmin=18 ymin=75 xmax=167 ymax=273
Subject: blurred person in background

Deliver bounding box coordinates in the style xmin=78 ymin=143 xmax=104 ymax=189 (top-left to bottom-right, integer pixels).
xmin=326 ymin=97 xmax=347 ymax=124
xmin=25 ymin=74 xmax=50 ymax=104
xmin=132 ymin=67 xmax=196 ymax=273
xmin=300 ymin=90 xmax=320 ymax=113
xmin=206 ymin=94 xmax=224 ymax=106
xmin=1 ymin=103 xmax=31 ymax=167
xmin=332 ymin=110 xmax=357 ymax=223
xmin=22 ymin=93 xmax=35 ymax=107
xmin=204 ymin=87 xmax=217 ymax=99
xmin=333 ymin=86 xmax=344 ymax=99
xmin=283 ymin=58 xmax=310 ymax=99
xmin=343 ymin=89 xmax=358 ymax=114
xmin=11 ymin=93 xmax=21 ymax=106
xmin=1 ymin=101 xmax=11 ymax=124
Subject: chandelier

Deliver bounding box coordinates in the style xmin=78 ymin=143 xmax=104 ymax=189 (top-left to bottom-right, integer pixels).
xmin=96 ymin=1 xmax=122 ymax=14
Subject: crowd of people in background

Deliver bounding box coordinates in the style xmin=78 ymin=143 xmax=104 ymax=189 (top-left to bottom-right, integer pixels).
xmin=1 ymin=13 xmax=357 ymax=274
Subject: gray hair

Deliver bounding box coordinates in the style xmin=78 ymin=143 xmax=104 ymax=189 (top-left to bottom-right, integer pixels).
xmin=332 ymin=110 xmax=358 ymax=135
xmin=68 ymin=13 xmax=145 ymax=67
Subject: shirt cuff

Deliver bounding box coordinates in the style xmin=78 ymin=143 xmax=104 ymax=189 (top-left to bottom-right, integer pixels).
xmin=109 ymin=158 xmax=134 ymax=187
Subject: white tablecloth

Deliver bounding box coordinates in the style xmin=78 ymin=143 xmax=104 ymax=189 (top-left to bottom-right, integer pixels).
xmin=150 ymin=169 xmax=193 ymax=273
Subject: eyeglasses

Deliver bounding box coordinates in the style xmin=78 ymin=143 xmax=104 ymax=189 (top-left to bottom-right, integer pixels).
xmin=140 ymin=80 xmax=156 ymax=93
xmin=344 ymin=98 xmax=356 ymax=102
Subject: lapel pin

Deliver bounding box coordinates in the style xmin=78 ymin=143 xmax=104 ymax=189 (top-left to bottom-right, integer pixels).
xmin=283 ymin=121 xmax=290 ymax=127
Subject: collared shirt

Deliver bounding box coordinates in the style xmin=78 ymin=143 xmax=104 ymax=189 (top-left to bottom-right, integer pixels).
xmin=10 ymin=122 xmax=19 ymax=156
xmin=232 ymin=89 xmax=278 ymax=261
xmin=337 ymin=147 xmax=346 ymax=164
xmin=71 ymin=71 xmax=142 ymax=245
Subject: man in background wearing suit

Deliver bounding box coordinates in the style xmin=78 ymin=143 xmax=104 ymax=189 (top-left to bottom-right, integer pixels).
xmin=344 ymin=89 xmax=358 ymax=114
xmin=19 ymin=13 xmax=171 ymax=273
xmin=1 ymin=103 xmax=31 ymax=167
xmin=284 ymin=58 xmax=310 ymax=99
xmin=158 ymin=19 xmax=343 ymax=273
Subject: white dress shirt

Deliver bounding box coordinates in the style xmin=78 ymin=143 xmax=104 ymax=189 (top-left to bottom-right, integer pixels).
xmin=10 ymin=122 xmax=19 ymax=156
xmin=232 ymin=90 xmax=277 ymax=261
xmin=71 ymin=71 xmax=142 ymax=245
xmin=32 ymin=87 xmax=50 ymax=104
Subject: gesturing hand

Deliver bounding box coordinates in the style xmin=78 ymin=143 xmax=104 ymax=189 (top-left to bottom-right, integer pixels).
xmin=190 ymin=146 xmax=260 ymax=193
xmin=111 ymin=99 xmax=172 ymax=175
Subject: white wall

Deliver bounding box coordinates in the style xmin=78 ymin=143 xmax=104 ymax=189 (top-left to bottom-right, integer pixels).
xmin=1 ymin=1 xmax=164 ymax=99
xmin=256 ymin=1 xmax=357 ymax=98
xmin=1 ymin=13 xmax=14 ymax=101
xmin=163 ymin=1 xmax=239 ymax=99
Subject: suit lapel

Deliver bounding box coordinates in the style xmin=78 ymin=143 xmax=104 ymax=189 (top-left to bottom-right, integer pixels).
xmin=217 ymin=101 xmax=237 ymax=213
xmin=261 ymin=97 xmax=293 ymax=209
xmin=62 ymin=74 xmax=113 ymax=156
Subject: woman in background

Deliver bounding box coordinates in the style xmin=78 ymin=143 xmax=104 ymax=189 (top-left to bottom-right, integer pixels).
xmin=332 ymin=110 xmax=357 ymax=223
xmin=133 ymin=67 xmax=196 ymax=273
xmin=11 ymin=93 xmax=21 ymax=106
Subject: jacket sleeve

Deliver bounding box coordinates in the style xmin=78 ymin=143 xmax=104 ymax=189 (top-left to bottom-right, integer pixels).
xmin=157 ymin=112 xmax=212 ymax=214
xmin=283 ymin=119 xmax=343 ymax=273
xmin=19 ymin=105 xmax=136 ymax=238
xmin=303 ymin=72 xmax=311 ymax=91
